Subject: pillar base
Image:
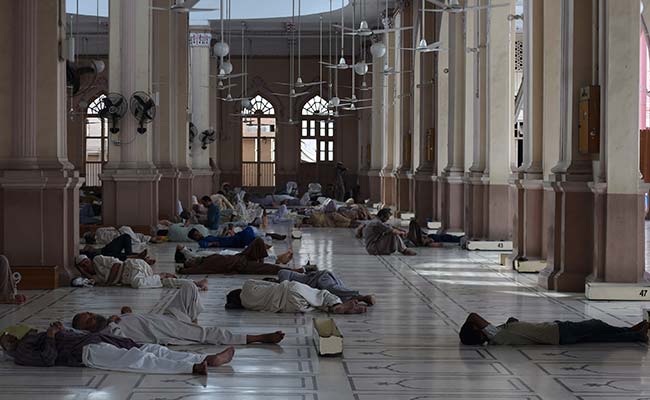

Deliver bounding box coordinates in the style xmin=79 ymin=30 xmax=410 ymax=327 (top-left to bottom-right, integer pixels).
xmin=439 ymin=174 xmax=465 ymax=232
xmin=101 ymin=169 xmax=161 ymax=227
xmin=380 ymin=169 xmax=397 ymax=207
xmin=514 ymin=259 xmax=547 ymax=273
xmin=413 ymin=171 xmax=436 ymax=225
xmin=394 ymin=169 xmax=413 ymax=213
xmin=158 ymin=168 xmax=181 ymax=220
xmin=0 ymin=168 xmax=83 ymax=284
xmin=192 ymin=168 xmax=214 ymax=198
xmin=511 ymin=176 xmax=544 ymax=262
xmin=178 ymin=169 xmax=194 ymax=210
xmin=463 ymin=174 xmax=488 ymax=239
xmin=367 ymin=169 xmax=382 ymax=204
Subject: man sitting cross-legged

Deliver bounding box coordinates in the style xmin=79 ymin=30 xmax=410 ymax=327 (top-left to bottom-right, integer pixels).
xmin=265 ymin=270 xmax=375 ymax=306
xmin=225 ymin=279 xmax=368 ymax=314
xmin=459 ymin=312 xmax=649 ymax=345
xmin=72 ymin=281 xmax=285 ymax=346
xmin=359 ymin=208 xmax=416 ymax=256
xmin=75 ymin=253 xmax=207 ymax=290
xmin=175 ymin=237 xmax=301 ymax=276
xmin=0 ymin=322 xmax=233 ymax=375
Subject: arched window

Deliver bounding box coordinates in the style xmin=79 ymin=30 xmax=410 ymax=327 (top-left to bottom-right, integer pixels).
xmin=300 ymin=95 xmax=335 ymax=163
xmin=241 ymin=95 xmax=276 ymax=188
xmin=84 ymin=94 xmax=109 ymax=187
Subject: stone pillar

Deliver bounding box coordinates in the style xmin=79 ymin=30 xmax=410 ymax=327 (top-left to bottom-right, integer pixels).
xmin=208 ymin=46 xmax=221 ymax=192
xmin=0 ymin=0 xmax=82 ymax=280
xmin=395 ymin=6 xmax=414 ymax=213
xmin=153 ymin=0 xmax=180 ymax=219
xmin=175 ymin=14 xmax=193 ymax=209
xmin=539 ymin=0 xmax=596 ymax=291
xmin=413 ymin=6 xmax=438 ymax=224
xmin=482 ymin=0 xmax=514 ymax=240
xmin=511 ymin=0 xmax=545 ymax=260
xmin=380 ymin=30 xmax=398 ymax=207
xmin=463 ymin=0 xmax=489 ymax=239
xmin=591 ymin=0 xmax=643 ymax=284
xmin=440 ymin=12 xmax=465 ymax=232
xmin=189 ymin=27 xmax=214 ymax=198
xmin=436 ymin=13 xmax=450 ymax=221
xmin=368 ymin=38 xmax=386 ymax=203
xmin=102 ymin=0 xmax=161 ymax=226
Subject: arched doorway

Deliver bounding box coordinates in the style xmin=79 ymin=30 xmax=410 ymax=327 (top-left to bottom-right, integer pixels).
xmin=84 ymin=94 xmax=109 ymax=187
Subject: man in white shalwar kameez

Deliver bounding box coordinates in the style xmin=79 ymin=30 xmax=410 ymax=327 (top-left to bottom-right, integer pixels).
xmin=72 ymin=282 xmax=286 ymax=345
xmin=225 ymin=280 xmax=368 ymax=314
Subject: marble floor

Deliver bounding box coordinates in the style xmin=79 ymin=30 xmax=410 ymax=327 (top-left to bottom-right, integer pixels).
xmin=1 ymin=227 xmax=650 ymax=400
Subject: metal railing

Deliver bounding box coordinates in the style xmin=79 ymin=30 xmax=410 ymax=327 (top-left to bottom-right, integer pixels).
xmin=85 ymin=162 xmax=103 ymax=187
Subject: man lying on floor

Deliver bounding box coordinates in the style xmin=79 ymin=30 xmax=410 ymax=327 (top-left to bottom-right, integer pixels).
xmin=188 ymin=225 xmax=285 ymax=249
xmin=265 ymin=270 xmax=375 ymax=306
xmin=75 ymin=253 xmax=207 ymax=290
xmin=80 ymin=232 xmax=149 ymax=262
xmin=0 ymin=322 xmax=233 ymax=375
xmin=406 ymin=220 xmax=463 ymax=248
xmin=175 ymin=237 xmax=302 ymax=276
xmin=72 ymin=281 xmax=286 ymax=346
xmin=459 ymin=312 xmax=649 ymax=345
xmin=225 ymin=279 xmax=368 ymax=314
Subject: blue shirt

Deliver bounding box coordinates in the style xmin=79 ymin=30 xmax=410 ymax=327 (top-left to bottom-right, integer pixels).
xmin=206 ymin=204 xmax=220 ymax=230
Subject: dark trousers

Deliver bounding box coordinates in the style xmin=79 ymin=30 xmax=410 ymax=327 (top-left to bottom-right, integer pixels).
xmin=557 ymin=319 xmax=645 ymax=344
xmin=101 ymin=234 xmax=133 ymax=261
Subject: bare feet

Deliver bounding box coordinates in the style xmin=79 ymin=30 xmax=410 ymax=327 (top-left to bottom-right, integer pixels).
xmin=401 ymin=248 xmax=417 ymax=256
xmin=137 ymin=250 xmax=148 ymax=259
xmin=357 ymin=295 xmax=376 ymax=306
xmin=631 ymin=321 xmax=648 ymax=331
xmin=192 ymin=360 xmax=208 ymax=375
xmin=205 ymin=346 xmax=235 ymax=367
xmin=276 ymin=249 xmax=294 ymax=265
xmin=145 ymin=256 xmax=156 ymax=265
xmin=332 ymin=300 xmax=368 ymax=314
xmin=194 ymin=279 xmax=209 ymax=291
xmin=252 ymin=331 xmax=286 ymax=344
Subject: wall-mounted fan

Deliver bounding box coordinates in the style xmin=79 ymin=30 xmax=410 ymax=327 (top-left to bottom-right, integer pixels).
xmin=189 ymin=122 xmax=198 ymax=150
xmin=200 ymin=128 xmax=216 ymax=149
xmin=129 ymin=91 xmax=156 ymax=134
xmin=97 ymin=93 xmax=128 ymax=134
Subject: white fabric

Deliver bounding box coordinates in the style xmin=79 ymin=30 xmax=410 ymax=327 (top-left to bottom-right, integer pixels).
xmin=83 ymin=342 xmax=205 ymax=374
xmin=102 ymin=284 xmax=246 ymax=345
xmin=95 ymin=226 xmax=150 ymax=252
xmin=483 ymin=324 xmax=501 ymax=339
xmin=168 ymin=223 xmax=209 ymax=242
xmin=75 ymin=254 xmax=89 ymax=264
xmin=92 ymin=255 xmax=122 ymax=285
xmin=121 ymin=259 xmax=162 ymax=288
xmin=240 ymin=280 xmax=342 ymax=313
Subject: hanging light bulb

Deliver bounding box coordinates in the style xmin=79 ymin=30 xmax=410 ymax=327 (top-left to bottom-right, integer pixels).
xmin=354 ymin=62 xmax=369 ymax=76
xmin=221 ymin=60 xmax=233 ymax=75
xmin=213 ymin=41 xmax=230 ymax=57
xmin=337 ymin=56 xmax=348 ymax=69
xmin=241 ymin=98 xmax=252 ymax=110
xmin=370 ymin=42 xmax=386 ymax=58
xmin=448 ymin=0 xmax=460 ymax=7
xmin=296 ymin=77 xmax=304 ymax=86
xmin=329 ymin=96 xmax=340 ymax=107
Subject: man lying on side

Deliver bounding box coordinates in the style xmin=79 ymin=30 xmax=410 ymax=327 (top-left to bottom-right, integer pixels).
xmin=225 ymin=279 xmax=368 ymax=314
xmin=0 ymin=322 xmax=233 ymax=375
xmin=72 ymin=281 xmax=285 ymax=346
xmin=459 ymin=312 xmax=649 ymax=345
xmin=268 ymin=270 xmax=375 ymax=306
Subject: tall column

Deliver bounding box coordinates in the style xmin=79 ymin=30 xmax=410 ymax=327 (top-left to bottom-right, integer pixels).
xmin=463 ymin=0 xmax=490 ymax=239
xmin=381 ymin=30 xmax=398 ymax=206
xmin=539 ymin=0 xmax=595 ymax=291
xmin=436 ymin=13 xmax=450 ymax=221
xmin=189 ymin=27 xmax=214 ymax=198
xmin=395 ymin=5 xmax=414 ymax=213
xmin=175 ymin=13 xmax=193 ymax=209
xmin=0 ymin=0 xmax=82 ymax=280
xmin=102 ymin=0 xmax=161 ymax=226
xmin=440 ymin=12 xmax=465 ymax=232
xmin=591 ymin=0 xmax=643 ymax=284
xmin=368 ymin=39 xmax=386 ymax=203
xmin=153 ymin=0 xmax=180 ymax=219
xmin=208 ymin=47 xmax=221 ymax=191
xmin=482 ymin=0 xmax=514 ymax=240
xmin=511 ymin=0 xmax=545 ymax=260
xmin=413 ymin=7 xmax=438 ymax=224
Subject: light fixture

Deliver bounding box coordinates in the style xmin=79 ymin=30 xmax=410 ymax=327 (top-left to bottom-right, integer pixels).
xmin=354 ymin=62 xmax=369 ymax=76
xmin=359 ymin=20 xmax=369 ymax=31
xmin=296 ymin=77 xmax=304 ymax=85
xmin=337 ymin=56 xmax=348 ymax=68
xmin=416 ymin=38 xmax=429 ymax=51
xmin=329 ymin=96 xmax=340 ymax=107
xmin=213 ymin=41 xmax=230 ymax=57
xmin=370 ymin=42 xmax=386 ymax=58
xmin=241 ymin=98 xmax=252 ymax=110
xmin=92 ymin=59 xmax=105 ymax=74
xmin=221 ymin=60 xmax=233 ymax=74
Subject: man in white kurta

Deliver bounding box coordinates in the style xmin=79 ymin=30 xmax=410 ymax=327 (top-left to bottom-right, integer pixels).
xmin=72 ymin=282 xmax=286 ymax=345
xmin=75 ymin=254 xmax=190 ymax=289
xmin=226 ymin=280 xmax=368 ymax=314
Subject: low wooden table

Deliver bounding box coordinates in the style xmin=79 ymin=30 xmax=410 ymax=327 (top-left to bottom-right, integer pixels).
xmin=13 ymin=265 xmax=60 ymax=289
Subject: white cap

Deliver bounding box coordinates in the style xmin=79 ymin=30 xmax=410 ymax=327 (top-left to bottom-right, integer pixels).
xmin=75 ymin=254 xmax=89 ymax=265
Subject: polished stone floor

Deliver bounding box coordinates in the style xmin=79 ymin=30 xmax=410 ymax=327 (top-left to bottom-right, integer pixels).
xmin=1 ymin=226 xmax=649 ymax=400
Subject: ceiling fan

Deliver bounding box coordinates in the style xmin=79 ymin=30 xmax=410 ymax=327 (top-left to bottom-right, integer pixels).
xmin=319 ymin=0 xmax=350 ymax=70
xmin=425 ymin=0 xmax=509 ymax=13
xmin=152 ymin=0 xmax=218 ymax=13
